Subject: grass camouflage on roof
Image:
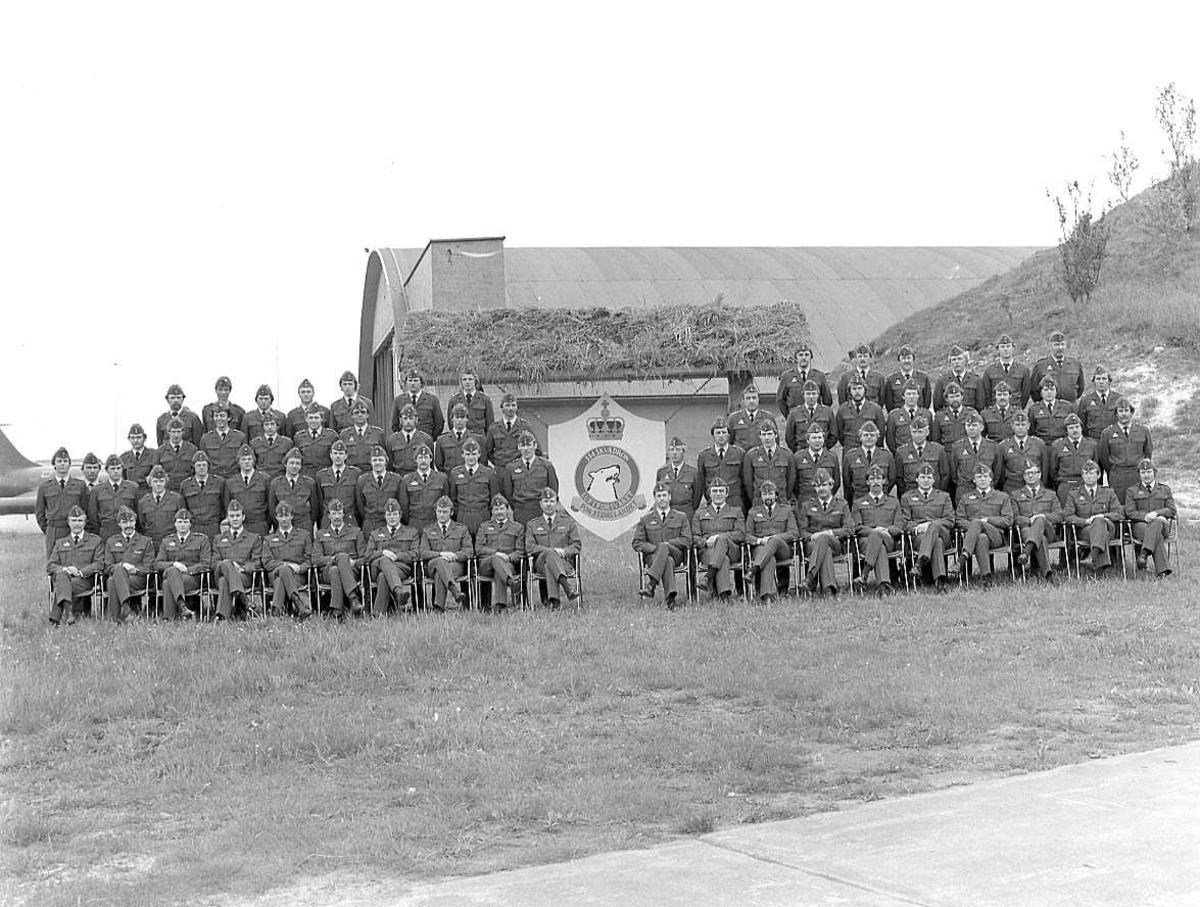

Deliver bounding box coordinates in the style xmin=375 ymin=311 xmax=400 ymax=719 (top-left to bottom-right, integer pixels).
xmin=395 ymin=300 xmax=809 ymax=384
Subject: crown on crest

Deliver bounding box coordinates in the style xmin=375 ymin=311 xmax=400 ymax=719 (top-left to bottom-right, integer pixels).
xmin=587 ymin=396 xmax=625 ymax=440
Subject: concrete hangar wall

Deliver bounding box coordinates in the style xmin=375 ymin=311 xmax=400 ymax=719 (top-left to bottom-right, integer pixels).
xmin=358 ymin=238 xmax=1039 ymax=459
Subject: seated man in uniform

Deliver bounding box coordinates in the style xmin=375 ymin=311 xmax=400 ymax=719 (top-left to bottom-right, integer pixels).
xmin=419 ymin=495 xmax=472 ymax=610
xmin=154 ymin=508 xmax=212 ymax=621
xmin=691 ymin=477 xmax=744 ymax=601
xmin=524 ymin=487 xmax=582 ymax=608
xmin=900 ymin=463 xmax=955 ymax=590
xmin=313 ymin=498 xmax=364 ymax=617
xmin=102 ymin=505 xmax=154 ymax=621
xmin=1124 ymin=459 xmax=1175 ymax=577
xmin=1012 ymin=460 xmax=1064 ymax=581
xmin=851 ymin=465 xmax=902 ymax=594
xmin=212 ymin=499 xmax=261 ymax=621
xmin=262 ymin=502 xmax=313 ymax=619
xmin=796 ymin=469 xmax=853 ymax=596
xmin=633 ymin=480 xmax=693 ymax=610
xmin=744 ymin=480 xmax=797 ymax=603
xmin=475 ymin=494 xmax=525 ymax=610
xmin=1064 ymin=460 xmax=1122 ymax=575
xmin=47 ymin=506 xmax=102 ymax=625
xmin=364 ymin=498 xmax=420 ymax=614
xmin=950 ymin=464 xmax=1014 ymax=586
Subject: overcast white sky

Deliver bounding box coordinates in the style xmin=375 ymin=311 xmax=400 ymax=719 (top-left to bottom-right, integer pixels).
xmin=1 ymin=2 xmax=1195 ymax=460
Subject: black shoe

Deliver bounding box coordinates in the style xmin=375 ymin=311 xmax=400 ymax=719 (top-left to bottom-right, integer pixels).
xmin=878 ymin=582 xmax=893 ymax=596
xmin=1135 ymin=551 xmax=1148 ymax=570
xmin=824 ymin=585 xmax=838 ymax=597
xmin=546 ymin=597 xmax=561 ymax=610
xmin=451 ymin=587 xmax=467 ymax=607
xmin=1017 ymin=551 xmax=1030 ymax=568
xmin=934 ymin=576 xmax=949 ymax=593
xmin=567 ymin=590 xmax=581 ymax=604
xmin=638 ymin=581 xmax=657 ymax=599
xmin=916 ymin=554 xmax=930 ymax=571
xmin=349 ymin=593 xmax=364 ymax=614
xmin=665 ymin=591 xmax=679 ymax=611
xmin=296 ymin=609 xmax=313 ymax=622
xmin=718 ymin=590 xmax=732 ymax=602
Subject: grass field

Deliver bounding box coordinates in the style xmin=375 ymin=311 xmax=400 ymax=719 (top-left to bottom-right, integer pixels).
xmin=2 ymin=525 xmax=1198 ymax=907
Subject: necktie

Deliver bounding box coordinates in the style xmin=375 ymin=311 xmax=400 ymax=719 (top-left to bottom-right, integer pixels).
xmin=717 ymin=448 xmax=725 ymax=463
xmin=376 ymin=476 xmax=383 ymax=489
xmin=468 ymin=468 xmax=475 ymax=477
xmin=389 ymin=527 xmax=395 ymax=538
xmin=283 ymin=532 xmax=289 ymax=541
xmin=506 ymin=421 xmax=513 ymax=432
xmin=312 ymin=431 xmax=318 ymax=440
xmin=233 ymin=531 xmax=239 ymax=541
xmin=289 ymin=479 xmax=296 ymax=490
xmin=908 ymin=409 xmax=914 ymax=420
xmin=405 ymin=432 xmax=412 ymax=443
xmin=1101 ymin=395 xmax=1107 ymax=405
xmin=1003 ymin=365 xmax=1010 ymax=376
xmin=674 ymin=467 xmax=680 ymax=480
xmin=973 ymin=443 xmax=979 ymax=455
xmin=1088 ymin=489 xmax=1095 ymax=501
xmin=923 ymin=492 xmax=929 ymax=502
xmin=359 ymin=429 xmax=365 ymax=439
xmin=915 ymin=446 xmax=923 ymax=457
xmin=411 ymin=394 xmax=418 ymax=407
xmin=822 ymin=500 xmax=828 ymax=513
xmin=808 ymin=407 xmax=815 ymax=420
xmin=335 ymin=470 xmax=341 ymax=483
xmin=1123 ymin=428 xmax=1129 ymax=439
xmin=456 ymin=432 xmax=462 ymax=442
xmin=767 ymin=505 xmax=774 ymax=518
xmin=466 ymin=394 xmax=473 ymax=407
xmin=547 ymin=517 xmax=554 ymax=531
xmin=441 ymin=524 xmax=449 ymax=537
xmin=59 ymin=479 xmax=65 ymax=490
xmin=800 ymin=371 xmax=807 ymax=383
xmin=73 ymin=535 xmax=81 ymax=545
xmin=198 ymin=481 xmax=205 ymax=490
xmin=174 ymin=446 xmax=180 ymax=455
xmin=155 ymin=496 xmax=162 ymax=505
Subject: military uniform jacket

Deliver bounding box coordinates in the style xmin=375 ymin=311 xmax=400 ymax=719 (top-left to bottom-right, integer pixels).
xmin=980 ymin=406 xmax=1018 ymax=443
xmin=339 ymin=425 xmax=388 ymax=472
xmin=36 ymin=475 xmax=88 ymax=534
xmin=47 ymin=531 xmax=103 ymax=577
xmin=1031 ymin=356 xmax=1085 ymax=404
xmin=1097 ymin=423 xmax=1153 ymax=472
xmin=883 ymin=369 xmax=933 ymax=411
xmin=745 ymin=503 xmax=798 ymax=543
xmin=691 ymin=504 xmax=744 ymax=547
xmin=316 ymin=465 xmax=362 ymax=523
xmin=156 ymin=407 xmax=205 ymax=447
xmin=778 ymin=366 xmax=833 ymax=412
xmin=837 ymin=369 xmax=887 ymax=406
xmin=1064 ymin=486 xmax=1122 ymax=528
xmin=356 ymin=471 xmax=405 ymax=526
xmin=243 ymin=407 xmax=291 ymax=442
xmin=655 ymin=463 xmax=698 ymax=515
xmin=180 ymin=476 xmax=226 ymax=529
xmin=852 ymin=494 xmax=902 ymax=534
xmin=525 ymin=513 xmax=581 ymax=559
xmin=980 ymin=361 xmax=1033 ymax=409
xmin=103 ymin=531 xmax=155 ymax=573
xmin=842 ymin=446 xmax=896 ymax=502
xmin=392 ymin=390 xmax=444 ymax=439
xmin=268 ymin=474 xmax=320 ymax=529
xmin=137 ymin=491 xmax=185 ymax=545
xmin=501 ymin=458 xmax=559 ymax=511
xmin=364 ymin=524 xmax=421 ymax=566
xmin=399 ymin=470 xmax=452 ymax=526
xmin=286 ymin=402 xmax=331 ymax=437
xmin=727 ymin=407 xmax=774 ymax=450
xmin=694 ymin=445 xmax=747 ymax=510
xmin=930 ymin=406 xmax=977 ymax=447
xmin=1124 ymin=483 xmax=1176 ymax=522
xmin=155 ymin=441 xmax=199 ymax=492
xmin=949 ymin=438 xmax=1003 ymax=490
xmin=419 ymin=520 xmax=474 ymax=563
xmin=202 ymin=400 xmax=247 ymax=433
xmin=198 ymin=429 xmax=247 ymax=479
xmin=894 ymin=442 xmax=950 ymax=496
xmin=434 ymin=430 xmax=486 ymax=473
xmin=226 ymin=471 xmax=272 ymax=528
xmin=154 ymin=532 xmax=212 ymax=574
xmin=446 ymin=391 xmax=494 ymax=436
xmin=1078 ymin=392 xmax=1125 ymax=442
xmin=120 ymin=447 xmax=157 ymax=495
xmin=884 ymin=406 xmax=934 ymax=453
xmin=330 ymin=395 xmax=374 ymax=434
xmin=385 ymin=429 xmax=437 ymax=476
xmin=797 ymin=496 xmax=852 ymax=540
xmin=449 ymin=464 xmax=499 ymax=518
xmin=833 ymin=400 xmax=887 ymax=449
xmin=793 ymin=448 xmax=841 ymax=502
xmin=314 ymin=524 xmax=363 ymax=567
xmin=933 ymin=370 xmax=985 ymax=412
xmin=262 ymin=528 xmax=312 ymax=573
xmin=295 ymin=428 xmax=339 ymax=476
xmin=998 ymin=436 xmax=1050 ymax=490
xmin=475 ymin=519 xmax=525 ymax=558
xmin=743 ymin=446 xmax=796 ymax=504
xmin=1028 ymin=399 xmax=1076 ymax=444
xmin=1011 ymin=485 xmax=1063 ymax=527
xmin=483 ymin=417 xmax=536 ymax=469
xmin=900 ymin=488 xmax=955 ymax=533
xmin=250 ymin=434 xmax=291 ymax=479
xmin=954 ymin=489 xmax=1014 ymax=531
xmin=632 ymin=508 xmax=692 ymax=553
xmin=784 ymin=404 xmax=836 ymax=452
xmin=1049 ymin=437 xmax=1098 ymax=486
xmin=88 ymin=480 xmax=140 ymax=537
xmin=212 ymin=528 xmax=261 ymax=570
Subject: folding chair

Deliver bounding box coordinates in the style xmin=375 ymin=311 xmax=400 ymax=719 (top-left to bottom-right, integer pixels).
xmin=471 ymin=555 xmax=524 ymax=611
xmin=143 ymin=571 xmax=215 ymax=620
xmin=525 ymin=553 xmax=583 ymax=609
xmin=1067 ymin=523 xmax=1127 ymax=581
xmin=954 ymin=528 xmax=1018 ymax=588
xmin=1015 ymin=528 xmax=1073 ymax=582
xmin=255 ymin=567 xmax=313 ymax=617
xmin=1121 ymin=517 xmax=1179 ymax=577
xmin=45 ymin=575 xmax=105 ymax=622
xmin=851 ymin=535 xmax=911 ymax=593
xmin=637 ymin=547 xmax=694 ymax=603
xmin=312 ymin=564 xmax=371 ymax=616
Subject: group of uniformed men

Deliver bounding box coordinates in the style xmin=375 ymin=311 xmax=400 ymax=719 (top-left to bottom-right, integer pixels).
xmin=632 ymin=330 xmax=1176 ymax=605
xmin=38 ymin=370 xmax=579 ymax=624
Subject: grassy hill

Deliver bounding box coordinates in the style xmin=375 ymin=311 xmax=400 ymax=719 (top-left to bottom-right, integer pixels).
xmin=869 ymin=178 xmax=1200 ymax=513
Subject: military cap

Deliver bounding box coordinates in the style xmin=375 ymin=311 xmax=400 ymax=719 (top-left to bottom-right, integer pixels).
xmin=910 ymin=415 xmax=930 ymax=429
xmin=902 ymin=378 xmax=919 ymax=391
xmin=214 ymin=376 xmax=232 ymax=391
xmin=191 ymin=450 xmax=209 ymax=464
xmin=255 ymin=384 xmax=274 ymax=400
xmin=710 ymin=417 xmax=729 ymax=432
xmin=297 ymin=378 xmax=314 ymax=390
xmin=866 ymin=464 xmax=886 ymax=479
xmin=1064 ymin=413 xmax=1082 ymax=426
xmin=82 ymin=452 xmax=100 ymax=466
xmin=853 ymin=343 xmax=871 ymax=355
xmin=326 ymin=498 xmax=344 ymax=512
xmin=500 ymin=392 xmax=517 ymax=404
xmin=848 ymin=373 xmax=866 ymax=388
xmin=210 ymin=404 xmax=230 ymax=417
xmin=948 ymin=344 xmax=966 ymax=358
xmin=807 ymin=423 xmax=826 ymax=435
xmin=462 ymin=438 xmax=481 ymax=453
xmin=669 ymin=436 xmax=686 ymax=447
xmin=167 ymin=418 xmax=185 ymax=431
xmin=707 ymin=475 xmax=728 ymax=489
xmin=403 ymin=368 xmax=424 ymax=382
xmin=802 ymin=379 xmax=820 ymax=392
xmin=435 ymin=495 xmax=453 ymax=509
xmin=166 ymin=384 xmax=185 ymax=397
xmin=339 ymin=370 xmax=358 ymax=384
xmin=116 ymin=505 xmax=137 ymax=520
xmin=148 ymin=465 xmax=167 ymax=479
xmin=450 ymin=403 xmax=468 ymax=418
xmin=759 ymin=480 xmax=779 ymax=494
xmin=285 ymin=447 xmax=302 ymax=462
xmin=917 ymin=463 xmax=935 ymax=476
xmin=261 ymin=411 xmax=279 ymax=425
xmin=1011 ymin=410 xmax=1030 ymax=424
xmin=973 ymin=463 xmax=993 ymax=476
xmin=653 ymin=480 xmax=672 ymax=495
xmin=351 ymin=400 xmax=369 ymax=413
xmin=105 ymin=454 xmax=121 ymax=469
xmin=127 ymin=423 xmax=146 ymax=437
xmin=742 ymin=383 xmax=760 ymax=395
xmin=67 ymin=505 xmax=86 ymax=518
xmin=491 ymin=493 xmax=509 ymax=508
xmin=384 ymin=498 xmax=402 ymax=513
xmin=1082 ymin=459 xmax=1100 ymax=472
xmin=897 ymin=345 xmax=915 ymax=359
xmin=539 ymin=487 xmax=558 ymax=502
xmin=1137 ymin=458 xmax=1155 ymax=471
xmin=414 ymin=443 xmax=433 ymax=457
xmin=174 ymin=508 xmax=192 ymax=520
xmin=795 ymin=341 xmax=813 ymax=353
xmin=237 ymin=444 xmax=255 ymax=458
xmin=813 ymin=468 xmax=834 ymax=484
xmin=1022 ymin=460 xmax=1042 ymax=473
xmin=756 ymin=418 xmax=778 ymax=434
xmin=275 ymin=502 xmax=293 ymax=517
xmin=859 ymin=420 xmax=879 ymax=433
xmin=992 ymin=380 xmax=1012 ymax=395
xmin=945 ymin=382 xmax=963 ymax=394
xmin=330 ymin=439 xmax=347 ymax=453
xmin=226 ymin=499 xmax=244 ymax=512
xmin=51 ymin=446 xmax=71 ymax=462
xmin=370 ymin=445 xmax=387 ymax=458
xmin=1039 ymin=375 xmax=1057 ymax=388
xmin=517 ymin=431 xmax=537 ymax=445
xmin=1048 ymin=330 xmax=1066 ymax=342
xmin=964 ymin=411 xmax=983 ymax=425
xmin=996 ymin=333 xmax=1014 ymax=344
xmin=399 ymin=403 xmax=417 ymax=417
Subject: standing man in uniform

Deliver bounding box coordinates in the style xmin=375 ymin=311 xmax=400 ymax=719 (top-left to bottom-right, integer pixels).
xmin=655 ymin=436 xmax=698 ymax=522
xmin=1098 ymin=399 xmax=1152 ymax=506
xmin=386 ymin=404 xmax=436 ymax=477
xmin=998 ymin=411 xmax=1049 ymax=494
xmin=138 ymin=465 xmax=184 ymax=550
xmin=792 ymin=423 xmax=841 ymax=505
xmin=180 ymin=450 xmax=226 ymax=541
xmin=837 ymin=344 xmax=886 ymax=406
xmin=36 ymin=447 xmax=87 ymax=558
xmin=89 ymin=456 xmax=141 ymax=542
xmin=156 ymin=384 xmax=204 ymax=447
xmin=980 ymin=381 xmax=1018 ymax=442
xmin=243 ymin=385 xmax=290 ymax=442
xmin=778 ymin=342 xmax=833 ymax=414
xmin=269 ymin=448 xmax=320 ymax=534
xmin=633 ymin=481 xmax=693 ymax=610
xmin=449 ymin=439 xmax=498 ymax=536
xmin=102 ymin=506 xmax=154 ymax=621
xmin=155 ymin=419 xmax=199 ymax=493
xmin=393 ymin=369 xmax=443 ymax=439
xmin=202 ymin=377 xmax=246 ymax=433
xmin=475 ymin=494 xmax=525 ymax=610
xmin=445 ymin=372 xmax=494 ymax=436
xmin=694 ymin=418 xmax=746 ymax=514
xmin=784 ymin=380 xmax=837 ymax=453
xmin=933 ymin=346 xmax=985 ymax=412
xmin=120 ymin=424 xmax=156 ymax=496
xmin=980 ymin=334 xmax=1032 ymax=409
xmin=1031 ymin=330 xmax=1085 ymax=404
xmin=883 ymin=380 xmax=932 ymax=453
xmin=227 ymin=445 xmax=272 ymax=537
xmin=249 ymin=412 xmax=290 ymax=479
xmin=330 ymin=370 xmax=373 ymax=433
xmin=1049 ymin=414 xmax=1098 ymax=504
xmin=501 ymin=431 xmax=558 ymax=527
xmin=883 ymin=345 xmax=932 ymax=411
xmin=833 ymin=375 xmax=886 ymax=451
xmin=692 ymin=477 xmax=744 ymax=601
xmin=198 ymin=406 xmax=246 ymax=480
xmin=743 ymin=420 xmax=795 ymax=507
xmin=744 ymin=481 xmax=797 ymax=603
xmin=1077 ymin=368 xmax=1124 ymax=444
xmin=484 ymin=393 xmax=535 ymax=469
xmin=893 ymin=416 xmax=949 ymax=497
xmin=287 ymin=378 xmax=331 ymax=437
xmin=948 ymin=412 xmax=1003 ymax=504
xmin=295 ymin=408 xmax=339 ymax=479
xmin=434 ymin=404 xmax=483 ymax=473
xmin=727 ymin=385 xmax=769 ymax=450
xmin=1028 ymin=377 xmax=1075 ymax=445
xmin=80 ymin=453 xmax=103 ymax=529
xmin=929 ymin=382 xmax=974 ymax=448
xmin=316 ymin=440 xmax=361 ymax=527
xmin=47 ymin=506 xmax=103 ymax=625
xmin=841 ymin=421 xmax=895 ymax=506
xmin=340 ymin=400 xmax=386 ymax=473
xmin=524 ymin=488 xmax=582 ymax=608
xmin=400 ymin=444 xmax=451 ymax=535
xmin=356 ymin=446 xmax=403 ymax=535
xmin=212 ymin=500 xmax=261 ymax=621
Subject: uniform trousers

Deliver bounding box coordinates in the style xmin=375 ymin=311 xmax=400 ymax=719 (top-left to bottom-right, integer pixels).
xmin=425 ymin=558 xmax=466 ymax=609
xmin=44 ymin=524 xmax=69 ymax=559
xmin=321 ymin=555 xmax=361 ymax=613
xmin=1076 ymin=518 xmax=1115 ymax=568
xmin=531 ymin=550 xmax=578 ymax=602
xmin=105 ymin=566 xmax=146 ymax=620
xmin=50 ymin=571 xmax=92 ymax=622
xmin=479 ymin=554 xmax=519 ymax=607
xmin=215 ymin=560 xmax=251 ymax=619
xmin=910 ymin=528 xmax=950 ymax=580
xmin=697 ymin=538 xmax=736 ymax=595
xmin=1132 ymin=520 xmax=1172 ymax=573
xmin=269 ymin=567 xmax=310 ymax=615
xmin=1019 ymin=519 xmax=1059 ymax=575
xmin=643 ymin=542 xmax=688 ymax=594
xmin=804 ymin=536 xmax=844 ymax=591
xmin=372 ymin=560 xmax=412 ymax=614
xmin=750 ymin=537 xmax=791 ymax=596
xmin=856 ymin=531 xmax=897 ymax=584
xmin=161 ymin=568 xmax=200 ymax=618
xmin=961 ymin=522 xmax=1005 ymax=575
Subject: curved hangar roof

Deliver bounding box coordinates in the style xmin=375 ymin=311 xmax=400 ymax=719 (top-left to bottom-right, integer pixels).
xmin=360 ymin=243 xmax=1041 ymax=384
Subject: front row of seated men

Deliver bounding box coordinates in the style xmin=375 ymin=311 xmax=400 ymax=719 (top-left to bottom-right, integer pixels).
xmin=47 ymin=486 xmax=581 ymax=625
xmin=631 ymin=457 xmax=1176 ymax=606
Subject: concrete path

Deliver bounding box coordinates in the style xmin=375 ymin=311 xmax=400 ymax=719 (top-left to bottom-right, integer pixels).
xmin=396 ymin=742 xmax=1200 ymax=906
